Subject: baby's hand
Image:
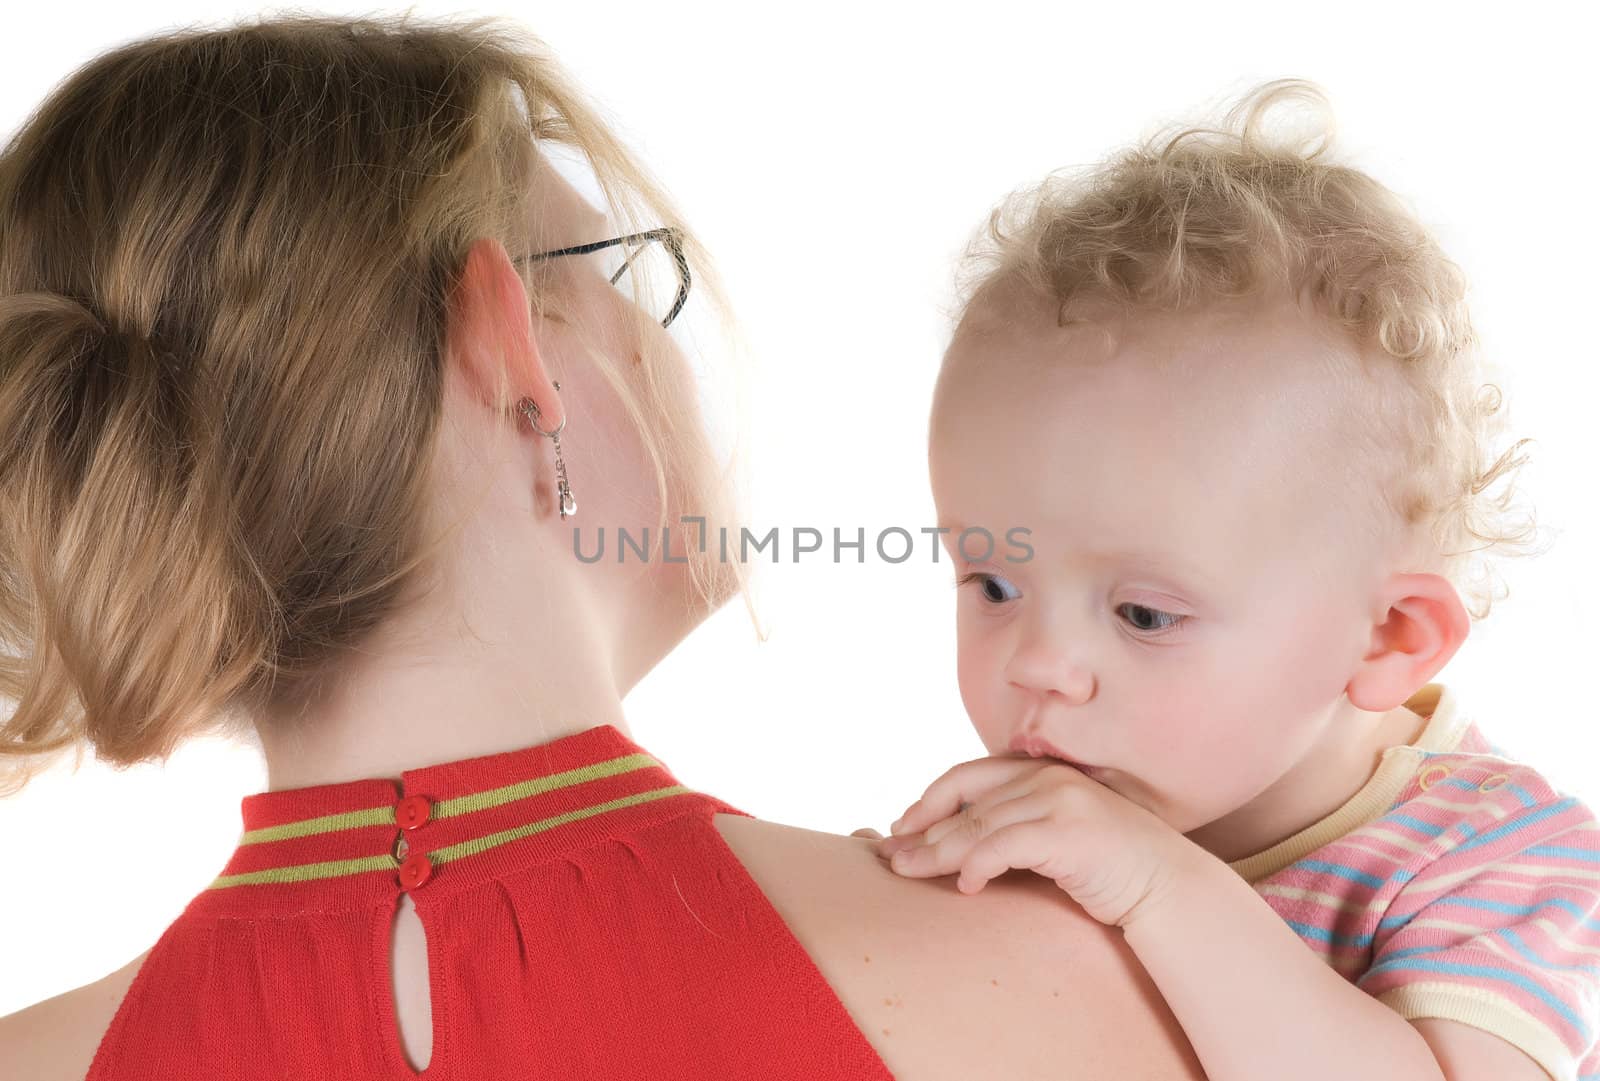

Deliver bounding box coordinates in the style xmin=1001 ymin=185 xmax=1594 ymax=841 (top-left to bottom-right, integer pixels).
xmin=878 ymin=756 xmax=1199 ymax=929
xmin=850 ymin=827 xmax=893 ymax=863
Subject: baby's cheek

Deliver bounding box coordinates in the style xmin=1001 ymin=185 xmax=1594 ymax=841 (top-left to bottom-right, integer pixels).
xmin=1116 ymin=701 xmax=1240 ymax=810
xmin=1122 ymin=685 xmax=1211 ymax=755
xmin=952 ymin=638 xmax=1006 ymax=742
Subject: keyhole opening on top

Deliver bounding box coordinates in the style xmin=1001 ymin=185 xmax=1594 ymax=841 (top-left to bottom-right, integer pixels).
xmin=389 ymin=893 xmax=434 ymax=1072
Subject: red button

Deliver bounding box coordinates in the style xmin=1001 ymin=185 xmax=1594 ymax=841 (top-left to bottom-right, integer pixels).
xmin=398 ymin=853 xmax=433 ymax=890
xmin=396 ymin=795 xmax=431 ymax=830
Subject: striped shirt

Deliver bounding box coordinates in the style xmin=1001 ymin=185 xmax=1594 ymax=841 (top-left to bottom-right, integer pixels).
xmin=1228 ymin=683 xmax=1600 ymax=1081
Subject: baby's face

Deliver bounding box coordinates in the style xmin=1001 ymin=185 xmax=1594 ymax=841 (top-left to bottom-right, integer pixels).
xmin=929 ymin=286 xmax=1403 ymax=834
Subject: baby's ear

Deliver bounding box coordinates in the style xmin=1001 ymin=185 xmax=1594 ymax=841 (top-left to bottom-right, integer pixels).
xmin=1345 ymin=573 xmax=1471 ymax=713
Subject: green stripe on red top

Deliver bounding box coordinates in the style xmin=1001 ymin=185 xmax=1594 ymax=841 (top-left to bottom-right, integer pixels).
xmin=187 ymin=725 xmax=714 ymax=916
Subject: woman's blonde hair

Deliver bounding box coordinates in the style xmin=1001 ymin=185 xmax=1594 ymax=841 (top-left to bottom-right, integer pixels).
xmin=0 ymin=13 xmax=751 ymax=792
xmin=952 ymin=78 xmax=1544 ymax=623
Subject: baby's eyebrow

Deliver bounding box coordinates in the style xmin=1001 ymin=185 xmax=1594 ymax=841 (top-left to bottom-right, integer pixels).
xmin=932 ymin=521 xmax=1214 ymax=588
xmin=1114 ymin=552 xmax=1214 ymax=589
xmin=1112 ymin=550 xmax=1199 ymax=574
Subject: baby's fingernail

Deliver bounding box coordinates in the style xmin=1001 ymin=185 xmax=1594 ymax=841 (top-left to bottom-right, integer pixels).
xmin=888 ymin=816 xmax=906 ymax=835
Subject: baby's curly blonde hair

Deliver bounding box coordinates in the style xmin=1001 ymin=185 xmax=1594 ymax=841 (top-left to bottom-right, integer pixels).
xmin=953 ymin=78 xmax=1543 ymax=621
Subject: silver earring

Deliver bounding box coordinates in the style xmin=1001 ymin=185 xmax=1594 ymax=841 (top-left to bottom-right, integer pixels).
xmin=518 ymin=381 xmax=576 ymax=519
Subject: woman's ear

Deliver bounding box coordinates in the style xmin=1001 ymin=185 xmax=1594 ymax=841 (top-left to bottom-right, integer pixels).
xmin=446 ymin=236 xmax=562 ymax=428
xmin=1345 ymin=573 xmax=1471 ymax=713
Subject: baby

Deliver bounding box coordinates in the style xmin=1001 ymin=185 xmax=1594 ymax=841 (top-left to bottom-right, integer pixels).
xmin=871 ymin=80 xmax=1600 ymax=1081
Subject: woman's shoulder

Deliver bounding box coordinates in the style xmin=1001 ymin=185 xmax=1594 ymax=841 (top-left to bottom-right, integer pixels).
xmin=711 ymin=812 xmax=1205 ymax=1081
xmin=1 ymin=815 xmax=1204 ymax=1081
xmin=0 ymin=948 xmax=149 ymax=1081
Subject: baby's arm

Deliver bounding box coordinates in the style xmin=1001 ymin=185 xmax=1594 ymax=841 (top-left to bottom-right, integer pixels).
xmin=881 ymin=756 xmax=1569 ymax=1081
xmin=1122 ymin=845 xmax=1548 ymax=1081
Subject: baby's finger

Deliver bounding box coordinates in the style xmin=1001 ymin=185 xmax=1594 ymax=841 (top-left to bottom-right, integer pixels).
xmin=888 ymin=756 xmax=1042 ymax=836
xmin=955 ymin=820 xmax=1068 ymax=895
xmin=850 ymin=827 xmax=884 ymax=840
xmin=888 ymin=792 xmax=1047 ymax=879
xmin=920 ymin=774 xmax=1047 ymax=847
xmin=876 ymin=832 xmax=922 ymax=859
xmin=887 ymin=830 xmax=977 ymax=878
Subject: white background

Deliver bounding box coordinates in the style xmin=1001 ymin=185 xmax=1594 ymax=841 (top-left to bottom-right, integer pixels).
xmin=2 ymin=1 xmax=1596 ymax=1015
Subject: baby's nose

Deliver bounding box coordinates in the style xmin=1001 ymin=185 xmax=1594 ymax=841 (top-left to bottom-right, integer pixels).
xmin=1003 ymin=643 xmax=1095 ymax=704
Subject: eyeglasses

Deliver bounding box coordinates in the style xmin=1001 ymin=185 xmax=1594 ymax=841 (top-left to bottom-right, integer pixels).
xmin=514 ymin=227 xmax=691 ymax=328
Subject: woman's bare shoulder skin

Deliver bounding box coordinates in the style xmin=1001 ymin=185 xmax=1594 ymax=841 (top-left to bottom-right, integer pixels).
xmin=0 ymin=949 xmax=149 ymax=1081
xmin=1 ymin=820 xmax=1203 ymax=1081
xmin=713 ymin=812 xmax=1205 ymax=1081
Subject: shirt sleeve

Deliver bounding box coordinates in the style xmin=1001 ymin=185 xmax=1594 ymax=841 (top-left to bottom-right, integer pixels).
xmin=1357 ymin=789 xmax=1600 ymax=1081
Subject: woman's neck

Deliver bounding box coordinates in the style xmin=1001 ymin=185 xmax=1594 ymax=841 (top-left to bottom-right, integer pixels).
xmin=254 ymin=575 xmax=633 ymax=792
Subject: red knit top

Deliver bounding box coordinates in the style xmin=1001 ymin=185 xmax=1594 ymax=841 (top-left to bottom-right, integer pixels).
xmin=86 ymin=724 xmax=896 ymax=1079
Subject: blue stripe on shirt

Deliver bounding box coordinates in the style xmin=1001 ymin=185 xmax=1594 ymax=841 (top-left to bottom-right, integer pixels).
xmin=1452 ymin=799 xmax=1578 ymax=855
xmin=1361 ymin=957 xmax=1589 ymax=1037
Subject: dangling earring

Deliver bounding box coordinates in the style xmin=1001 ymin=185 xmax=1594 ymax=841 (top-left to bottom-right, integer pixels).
xmin=518 ymin=382 xmax=576 ymax=519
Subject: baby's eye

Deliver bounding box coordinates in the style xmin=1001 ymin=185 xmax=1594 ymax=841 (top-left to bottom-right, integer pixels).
xmin=956 ymin=571 xmax=1020 ymax=605
xmin=1116 ymin=603 xmax=1186 ymax=636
